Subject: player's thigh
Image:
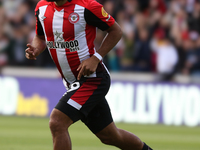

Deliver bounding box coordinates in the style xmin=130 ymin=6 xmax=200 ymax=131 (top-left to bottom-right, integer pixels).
xmin=83 ymin=98 xmax=113 ymax=134
xmin=49 ymin=108 xmax=73 ymax=130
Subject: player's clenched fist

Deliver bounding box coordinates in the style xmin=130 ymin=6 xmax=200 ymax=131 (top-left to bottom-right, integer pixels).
xmin=25 ymin=44 xmax=37 ymax=60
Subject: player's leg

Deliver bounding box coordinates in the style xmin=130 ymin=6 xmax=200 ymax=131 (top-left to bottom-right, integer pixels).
xmin=49 ymin=108 xmax=73 ymax=150
xmin=49 ymin=91 xmax=84 ymax=150
xmin=95 ymin=122 xmax=151 ymax=150
xmin=84 ymin=98 xmax=152 ymax=150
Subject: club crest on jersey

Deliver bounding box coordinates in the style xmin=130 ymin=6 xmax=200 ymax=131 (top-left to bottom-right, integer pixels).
xmin=68 ymin=12 xmax=79 ymax=24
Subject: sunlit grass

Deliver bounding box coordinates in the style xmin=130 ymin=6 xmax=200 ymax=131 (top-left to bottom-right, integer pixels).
xmin=0 ymin=116 xmax=199 ymax=150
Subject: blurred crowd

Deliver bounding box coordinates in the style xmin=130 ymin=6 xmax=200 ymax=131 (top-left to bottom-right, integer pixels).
xmin=0 ymin=0 xmax=54 ymax=68
xmin=1 ymin=0 xmax=200 ymax=80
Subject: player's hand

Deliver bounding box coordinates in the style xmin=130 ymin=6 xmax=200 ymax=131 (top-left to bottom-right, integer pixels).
xmin=25 ymin=44 xmax=37 ymax=60
xmin=77 ymin=56 xmax=100 ymax=80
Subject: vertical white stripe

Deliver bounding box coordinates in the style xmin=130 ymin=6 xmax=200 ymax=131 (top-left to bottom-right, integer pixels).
xmin=52 ymin=9 xmax=76 ymax=84
xmin=74 ymin=5 xmax=90 ymax=61
xmin=38 ymin=5 xmax=48 ymax=39
xmin=74 ymin=5 xmax=96 ymax=78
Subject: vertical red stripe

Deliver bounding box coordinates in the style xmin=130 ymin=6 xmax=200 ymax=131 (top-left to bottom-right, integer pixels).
xmin=65 ymin=52 xmax=81 ymax=77
xmin=43 ymin=6 xmax=66 ymax=80
xmin=63 ymin=5 xmax=81 ymax=78
xmin=71 ymin=78 xmax=102 ymax=105
xmin=85 ymin=24 xmax=96 ymax=56
xmin=63 ymin=5 xmax=75 ymax=42
xmin=43 ymin=6 xmax=54 ymax=41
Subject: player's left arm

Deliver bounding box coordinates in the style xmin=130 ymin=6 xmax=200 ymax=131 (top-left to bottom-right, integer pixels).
xmin=95 ymin=22 xmax=122 ymax=59
xmin=77 ymin=22 xmax=122 ymax=80
xmin=77 ymin=0 xmax=122 ymax=80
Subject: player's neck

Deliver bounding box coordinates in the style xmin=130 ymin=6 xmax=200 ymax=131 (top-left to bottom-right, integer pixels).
xmin=54 ymin=0 xmax=68 ymax=6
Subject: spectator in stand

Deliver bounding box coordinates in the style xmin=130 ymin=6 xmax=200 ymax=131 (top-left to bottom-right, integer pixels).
xmin=170 ymin=4 xmax=188 ymax=47
xmin=187 ymin=0 xmax=200 ymax=43
xmin=0 ymin=1 xmax=10 ymax=72
xmin=140 ymin=0 xmax=167 ymax=35
xmin=133 ymin=28 xmax=152 ymax=72
xmin=182 ymin=30 xmax=200 ymax=76
xmin=0 ymin=31 xmax=9 ymax=71
xmin=150 ymin=28 xmax=179 ymax=81
xmin=116 ymin=0 xmax=137 ymax=71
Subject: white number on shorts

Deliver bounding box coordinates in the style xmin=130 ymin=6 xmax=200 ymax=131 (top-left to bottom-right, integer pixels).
xmin=67 ymin=82 xmax=80 ymax=93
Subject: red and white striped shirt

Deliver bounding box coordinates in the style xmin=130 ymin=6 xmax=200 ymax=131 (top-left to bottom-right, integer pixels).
xmin=35 ymin=0 xmax=115 ymax=86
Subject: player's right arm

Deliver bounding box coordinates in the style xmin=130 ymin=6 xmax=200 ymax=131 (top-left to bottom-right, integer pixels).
xmin=26 ymin=0 xmax=47 ymax=60
xmin=25 ymin=35 xmax=46 ymax=60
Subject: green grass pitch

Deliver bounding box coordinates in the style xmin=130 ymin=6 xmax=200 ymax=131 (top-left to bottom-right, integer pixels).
xmin=0 ymin=115 xmax=200 ymax=150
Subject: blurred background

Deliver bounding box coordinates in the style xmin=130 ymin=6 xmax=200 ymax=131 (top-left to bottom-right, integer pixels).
xmin=1 ymin=0 xmax=200 ymax=81
xmin=0 ymin=0 xmax=200 ymax=150
xmin=0 ymin=0 xmax=200 ymax=123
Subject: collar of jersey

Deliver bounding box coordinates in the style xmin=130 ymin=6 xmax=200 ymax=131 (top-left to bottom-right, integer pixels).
xmin=53 ymin=0 xmax=72 ymax=10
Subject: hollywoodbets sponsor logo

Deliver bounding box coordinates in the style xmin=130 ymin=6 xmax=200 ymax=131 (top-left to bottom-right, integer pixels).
xmin=46 ymin=40 xmax=80 ymax=52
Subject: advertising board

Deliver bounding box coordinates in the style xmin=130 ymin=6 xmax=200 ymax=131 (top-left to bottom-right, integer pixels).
xmin=0 ymin=76 xmax=200 ymax=126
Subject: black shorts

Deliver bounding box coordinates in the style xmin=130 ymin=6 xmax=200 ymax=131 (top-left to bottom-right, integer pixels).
xmin=55 ymin=72 xmax=113 ymax=134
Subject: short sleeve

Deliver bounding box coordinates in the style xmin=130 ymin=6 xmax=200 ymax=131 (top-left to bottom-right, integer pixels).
xmin=84 ymin=0 xmax=115 ymax=31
